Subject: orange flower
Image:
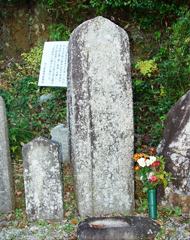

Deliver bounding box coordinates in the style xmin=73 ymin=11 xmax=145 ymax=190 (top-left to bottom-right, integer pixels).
xmin=142 ymin=153 xmax=150 ymax=159
xmin=135 ymin=165 xmax=140 ymax=172
xmin=133 ymin=153 xmax=150 ymax=162
xmin=133 ymin=154 xmax=141 ymax=162
xmin=149 ymin=149 xmax=157 ymax=154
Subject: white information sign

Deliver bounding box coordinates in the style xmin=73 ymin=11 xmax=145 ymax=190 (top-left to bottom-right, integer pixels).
xmin=38 ymin=41 xmax=69 ymax=87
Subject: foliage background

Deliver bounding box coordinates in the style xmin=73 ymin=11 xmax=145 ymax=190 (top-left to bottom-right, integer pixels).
xmin=0 ymin=0 xmax=189 ymax=157
xmin=0 ymin=2 xmax=189 ymax=238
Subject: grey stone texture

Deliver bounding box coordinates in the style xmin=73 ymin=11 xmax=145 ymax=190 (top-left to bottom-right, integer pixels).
xmin=50 ymin=124 xmax=70 ymax=164
xmin=22 ymin=137 xmax=64 ymax=222
xmin=39 ymin=94 xmax=54 ymax=103
xmin=77 ymin=216 xmax=160 ymax=240
xmin=157 ymin=90 xmax=190 ymax=213
xmin=67 ymin=16 xmax=134 ymax=216
xmin=0 ymin=96 xmax=15 ymax=213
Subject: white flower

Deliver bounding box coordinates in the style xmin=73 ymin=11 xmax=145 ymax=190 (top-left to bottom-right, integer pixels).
xmin=146 ymin=159 xmax=152 ymax=166
xmin=137 ymin=157 xmax=146 ymax=167
xmin=149 ymin=156 xmax=157 ymax=164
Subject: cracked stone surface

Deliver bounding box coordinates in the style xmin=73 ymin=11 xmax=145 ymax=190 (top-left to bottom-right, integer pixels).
xmin=0 ymin=96 xmax=15 ymax=213
xmin=157 ymin=90 xmax=190 ymax=213
xmin=22 ymin=137 xmax=64 ymax=222
xmin=67 ymin=16 xmax=134 ymax=216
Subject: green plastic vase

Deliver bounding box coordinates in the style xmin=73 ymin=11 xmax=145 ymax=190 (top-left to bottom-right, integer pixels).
xmin=148 ymin=189 xmax=157 ymax=219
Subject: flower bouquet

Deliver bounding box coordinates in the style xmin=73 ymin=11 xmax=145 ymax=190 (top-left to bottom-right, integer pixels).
xmin=134 ymin=149 xmax=173 ymax=219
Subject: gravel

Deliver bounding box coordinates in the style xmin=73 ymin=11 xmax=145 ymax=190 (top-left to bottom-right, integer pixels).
xmin=0 ymin=213 xmax=190 ymax=240
xmin=0 ymin=219 xmax=77 ymax=240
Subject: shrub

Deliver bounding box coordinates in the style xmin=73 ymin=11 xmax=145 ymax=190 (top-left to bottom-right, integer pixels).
xmin=1 ymin=44 xmax=67 ymax=159
xmin=132 ymin=59 xmax=169 ymax=146
xmin=48 ymin=24 xmax=71 ymax=41
xmin=133 ymin=10 xmax=190 ymax=147
xmin=156 ymin=10 xmax=190 ymax=102
xmin=90 ymin=0 xmax=189 ymax=28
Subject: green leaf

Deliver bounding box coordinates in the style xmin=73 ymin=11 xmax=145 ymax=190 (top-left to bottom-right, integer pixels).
xmin=163 ymin=178 xmax=168 ymax=188
xmin=142 ymin=187 xmax=148 ymax=193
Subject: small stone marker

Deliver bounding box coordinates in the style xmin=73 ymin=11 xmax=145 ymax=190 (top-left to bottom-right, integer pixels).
xmin=50 ymin=124 xmax=70 ymax=164
xmin=0 ymin=96 xmax=15 ymax=213
xmin=67 ymin=17 xmax=134 ymax=216
xmin=22 ymin=137 xmax=64 ymax=222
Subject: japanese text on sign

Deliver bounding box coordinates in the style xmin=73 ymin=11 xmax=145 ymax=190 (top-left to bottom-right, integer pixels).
xmin=38 ymin=41 xmax=69 ymax=87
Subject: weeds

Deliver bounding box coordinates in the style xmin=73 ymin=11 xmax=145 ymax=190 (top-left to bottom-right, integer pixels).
xmin=138 ymin=200 xmax=149 ymax=211
xmin=0 ymin=44 xmax=67 ymax=160
xmin=63 ymin=223 xmax=76 ymax=233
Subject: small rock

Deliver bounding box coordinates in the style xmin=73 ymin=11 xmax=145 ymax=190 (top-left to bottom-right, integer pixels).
xmin=12 ymin=220 xmax=19 ymax=227
xmin=39 ymin=94 xmax=54 ymax=103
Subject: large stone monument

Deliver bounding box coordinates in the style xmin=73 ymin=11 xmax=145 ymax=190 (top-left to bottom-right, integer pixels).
xmin=0 ymin=96 xmax=15 ymax=213
xmin=157 ymin=90 xmax=190 ymax=213
xmin=67 ymin=17 xmax=134 ymax=216
xmin=22 ymin=137 xmax=64 ymax=222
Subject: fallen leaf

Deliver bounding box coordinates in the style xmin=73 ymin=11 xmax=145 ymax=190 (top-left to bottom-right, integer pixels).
xmin=65 ymin=211 xmax=72 ymax=217
xmin=68 ymin=236 xmax=77 ymax=240
xmin=7 ymin=213 xmax=12 ymax=221
xmin=168 ymin=230 xmax=175 ymax=233
xmin=154 ymin=220 xmax=164 ymax=226
xmin=173 ymin=217 xmax=182 ymax=221
xmin=18 ymin=164 xmax=23 ymax=169
xmin=184 ymin=231 xmax=189 ymax=233
xmin=133 ymin=212 xmax=139 ymax=215
xmin=142 ymin=145 xmax=147 ymax=148
xmin=20 ymin=223 xmax=25 ymax=228
xmin=71 ymin=218 xmax=77 ymax=225
xmin=92 ymin=224 xmax=105 ymax=228
xmin=16 ymin=191 xmax=22 ymax=196
xmin=158 ymin=211 xmax=168 ymax=217
xmin=28 ymin=103 xmax=33 ymax=110
xmin=124 ymin=24 xmax=129 ymax=29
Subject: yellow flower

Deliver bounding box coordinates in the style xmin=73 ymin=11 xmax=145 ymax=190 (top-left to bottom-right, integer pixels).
xmin=135 ymin=165 xmax=140 ymax=172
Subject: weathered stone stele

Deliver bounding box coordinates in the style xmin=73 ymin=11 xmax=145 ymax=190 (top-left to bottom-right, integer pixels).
xmin=67 ymin=16 xmax=134 ymax=216
xmin=157 ymin=90 xmax=190 ymax=213
xmin=22 ymin=137 xmax=64 ymax=222
xmin=50 ymin=124 xmax=70 ymax=164
xmin=0 ymin=96 xmax=15 ymax=213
